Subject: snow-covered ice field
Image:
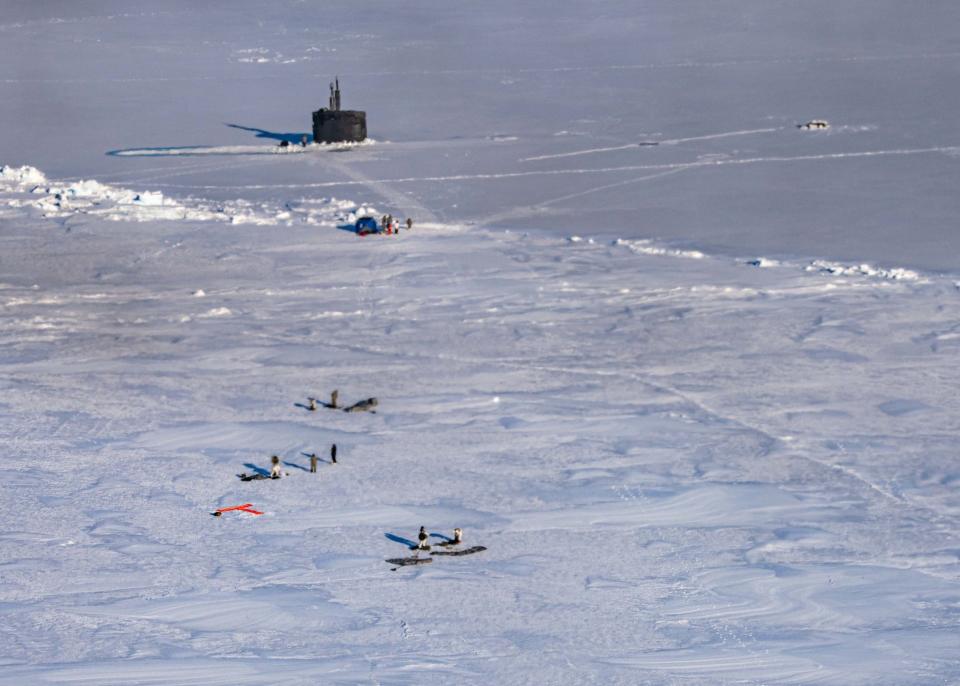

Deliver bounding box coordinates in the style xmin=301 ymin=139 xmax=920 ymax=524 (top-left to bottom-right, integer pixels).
xmin=2 ymin=2 xmax=960 ymax=684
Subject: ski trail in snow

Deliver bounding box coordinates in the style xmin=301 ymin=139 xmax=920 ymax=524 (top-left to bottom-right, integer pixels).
xmin=323 ymin=155 xmax=438 ymax=223
xmin=659 ymin=127 xmax=782 ymax=145
xmin=69 ymin=156 xmax=285 ymax=186
xmin=150 ymin=145 xmax=960 ymax=190
xmin=63 ymin=159 xmax=234 ymax=183
xmin=4 ymin=48 xmax=960 ymax=82
xmin=473 ymin=168 xmax=688 ymax=226
xmin=326 ymin=329 xmax=950 ymax=534
xmin=542 ymin=355 xmax=950 ymax=531
xmin=118 ymin=155 xmax=295 ymax=185
xmin=521 ymin=142 xmax=661 ymax=162
xmin=520 ymin=127 xmax=781 ymax=162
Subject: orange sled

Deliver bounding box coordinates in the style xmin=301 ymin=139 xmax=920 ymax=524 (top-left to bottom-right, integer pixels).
xmin=212 ymin=503 xmax=263 ymax=516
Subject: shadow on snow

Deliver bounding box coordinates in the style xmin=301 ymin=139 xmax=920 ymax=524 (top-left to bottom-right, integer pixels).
xmin=225 ymin=123 xmax=311 ymax=144
xmin=385 ymin=532 xmax=418 ymax=549
xmin=105 ymin=123 xmax=312 ymax=157
xmin=243 ymin=462 xmax=270 ymax=477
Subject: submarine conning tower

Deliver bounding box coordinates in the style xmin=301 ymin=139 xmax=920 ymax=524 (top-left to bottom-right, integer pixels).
xmin=312 ymin=78 xmax=367 ymax=143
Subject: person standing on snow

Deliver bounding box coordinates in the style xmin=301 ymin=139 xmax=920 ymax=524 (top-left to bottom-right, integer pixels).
xmin=270 ymin=455 xmax=283 ymax=479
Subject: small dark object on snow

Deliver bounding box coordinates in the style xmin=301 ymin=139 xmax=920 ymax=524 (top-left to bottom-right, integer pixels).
xmin=237 ymin=473 xmax=270 ymax=481
xmin=417 ymin=526 xmax=430 ymax=550
xmin=387 ymin=556 xmax=432 ymax=568
xmin=406 ymin=217 xmax=413 ymax=230
xmin=434 ymin=527 xmax=464 ymax=547
xmin=309 ymin=453 xmax=318 ymax=473
xmin=279 ymin=139 xmax=290 ymax=148
xmin=331 ymin=443 xmax=337 ymax=464
xmin=344 ymin=397 xmax=378 ymax=413
xmin=308 ymin=397 xmax=317 ymax=411
xmin=330 ymin=389 xmax=339 ymax=409
xmin=431 ymin=545 xmax=487 ymax=557
xmin=300 ymin=134 xmax=308 ymax=147
xmin=212 ymin=511 xmax=222 ymax=516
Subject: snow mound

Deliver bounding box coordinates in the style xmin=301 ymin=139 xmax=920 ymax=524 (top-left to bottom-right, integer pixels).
xmin=615 ymin=238 xmax=705 ymax=260
xmin=0 ymin=164 xmax=48 ymax=188
xmin=806 ymin=260 xmax=921 ymax=281
xmin=58 ymin=179 xmax=114 ymax=198
xmin=344 ymin=205 xmax=382 ymax=225
xmin=0 ymin=164 xmax=367 ymax=228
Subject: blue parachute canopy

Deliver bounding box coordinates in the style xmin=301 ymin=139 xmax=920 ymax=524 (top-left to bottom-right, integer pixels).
xmin=355 ymin=216 xmax=380 ymax=234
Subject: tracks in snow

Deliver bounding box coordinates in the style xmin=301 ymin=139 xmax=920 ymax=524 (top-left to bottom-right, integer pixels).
xmin=148 ymin=144 xmax=960 ymax=191
xmin=519 ymin=127 xmax=782 ymax=162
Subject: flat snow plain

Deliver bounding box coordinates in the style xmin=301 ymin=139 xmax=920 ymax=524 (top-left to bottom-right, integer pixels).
xmin=2 ymin=1 xmax=960 ymax=684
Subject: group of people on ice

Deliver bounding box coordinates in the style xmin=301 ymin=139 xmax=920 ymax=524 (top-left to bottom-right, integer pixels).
xmin=355 ymin=214 xmax=413 ymax=236
xmin=380 ymin=214 xmax=412 ymax=235
xmin=236 ymin=446 xmax=336 ymax=481
xmin=221 ymin=386 xmax=482 ymax=564
xmin=306 ymin=389 xmax=378 ymax=413
xmin=237 ymin=390 xmax=376 ymax=480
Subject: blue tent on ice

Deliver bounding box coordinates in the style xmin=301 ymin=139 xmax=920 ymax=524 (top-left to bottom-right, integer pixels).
xmin=354 ymin=216 xmax=381 ymax=235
